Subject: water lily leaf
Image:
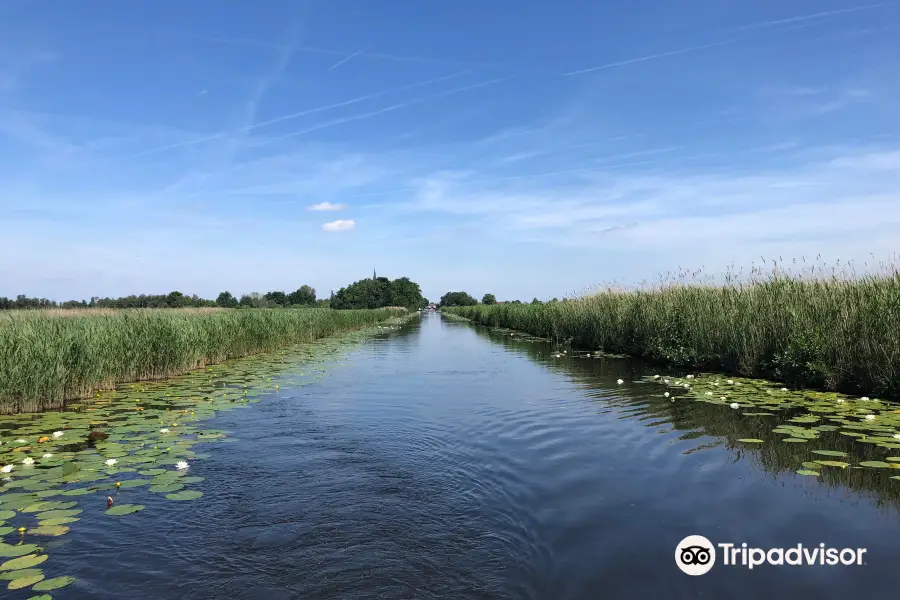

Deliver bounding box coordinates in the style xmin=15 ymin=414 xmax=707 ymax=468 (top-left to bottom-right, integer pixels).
xmin=21 ymin=501 xmax=76 ymax=513
xmin=796 ymin=470 xmax=820 ymax=476
xmin=7 ymin=573 xmax=44 ymax=589
xmin=811 ymin=450 xmax=848 ymax=457
xmin=886 ymin=457 xmax=900 ymax=462
xmin=802 ymin=461 xmax=822 ymax=469
xmin=62 ymin=462 xmax=79 ymax=476
xmin=0 ymin=544 xmax=40 ymax=558
xmin=105 ymin=504 xmax=145 ymax=516
xmin=815 ymin=460 xmax=850 ymax=469
xmin=32 ymin=575 xmax=76 ymax=591
xmin=180 ymin=476 xmax=204 ymax=484
xmin=148 ymin=483 xmax=184 ymax=494
xmin=0 ymin=553 xmax=48 ymax=571
xmin=28 ymin=525 xmax=69 ymax=536
xmin=0 ymin=568 xmax=42 ymax=580
xmin=165 ymin=490 xmax=203 ymax=501
xmin=736 ymin=438 xmax=764 ymax=443
xmin=858 ymin=461 xmax=893 ymax=468
xmin=782 ymin=438 xmax=808 ymax=443
xmin=116 ymin=479 xmax=151 ymax=489
xmin=0 ymin=510 xmax=15 ymax=520
xmin=61 ymin=488 xmax=94 ymax=496
xmin=0 ymin=527 xmax=13 ymax=536
xmin=25 ymin=593 xmax=53 ymax=600
xmin=36 ymin=509 xmax=81 ymax=520
xmin=38 ymin=517 xmax=79 ymax=526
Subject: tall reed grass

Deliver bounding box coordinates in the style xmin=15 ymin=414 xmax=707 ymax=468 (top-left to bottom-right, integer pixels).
xmin=0 ymin=307 xmax=402 ymax=413
xmin=445 ymin=260 xmax=900 ymax=398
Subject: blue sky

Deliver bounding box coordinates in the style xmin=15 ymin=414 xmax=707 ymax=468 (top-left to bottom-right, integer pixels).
xmin=1 ymin=0 xmax=899 ymax=303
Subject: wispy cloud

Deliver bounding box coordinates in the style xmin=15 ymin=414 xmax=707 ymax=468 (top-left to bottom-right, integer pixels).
xmin=322 ymin=219 xmax=356 ymax=231
xmin=308 ymin=201 xmax=346 ymax=211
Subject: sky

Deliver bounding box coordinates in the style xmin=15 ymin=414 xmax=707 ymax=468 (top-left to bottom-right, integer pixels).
xmin=1 ymin=0 xmax=899 ymax=303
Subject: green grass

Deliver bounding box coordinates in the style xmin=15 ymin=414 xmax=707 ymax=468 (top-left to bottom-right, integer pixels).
xmin=0 ymin=307 xmax=402 ymax=413
xmin=444 ymin=263 xmax=900 ymax=398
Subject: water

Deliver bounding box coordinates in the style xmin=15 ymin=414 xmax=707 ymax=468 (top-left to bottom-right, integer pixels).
xmin=33 ymin=314 xmax=900 ymax=599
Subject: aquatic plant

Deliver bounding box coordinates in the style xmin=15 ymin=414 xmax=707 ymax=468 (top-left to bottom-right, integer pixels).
xmin=444 ymin=258 xmax=900 ymax=398
xmin=0 ymin=315 xmax=414 ymax=593
xmin=0 ymin=307 xmax=404 ymax=413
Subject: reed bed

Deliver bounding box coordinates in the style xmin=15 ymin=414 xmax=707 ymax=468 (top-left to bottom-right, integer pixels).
xmin=0 ymin=307 xmax=402 ymax=413
xmin=445 ymin=260 xmax=900 ymax=398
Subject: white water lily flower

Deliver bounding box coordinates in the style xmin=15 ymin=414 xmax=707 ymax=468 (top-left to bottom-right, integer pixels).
xmin=42 ymin=453 xmax=53 ymax=459
xmin=837 ymin=399 xmax=845 ymax=404
xmin=22 ymin=457 xmax=35 ymax=466
xmin=175 ymin=460 xmax=189 ymax=470
xmin=105 ymin=458 xmax=118 ymax=466
xmin=664 ymin=392 xmax=670 ymax=398
xmin=706 ymin=391 xmax=713 ymax=396
xmin=865 ymin=414 xmax=876 ymax=421
xmin=781 ymin=387 xmax=789 ymax=392
xmin=736 ymin=382 xmax=742 ymax=386
xmin=713 ymin=382 xmax=719 ymax=386
xmin=720 ymin=396 xmax=727 ymax=401
xmin=727 ymin=380 xmax=734 ymax=385
xmin=686 ymin=374 xmax=694 ymax=379
xmin=1 ymin=464 xmax=13 ymax=473
xmin=683 ymin=384 xmax=690 ymax=389
xmin=893 ymin=434 xmax=900 ymax=440
xmin=663 ymin=379 xmax=670 ymax=384
xmin=653 ymin=374 xmax=660 ymax=379
xmin=861 ymin=396 xmax=870 ymax=401
xmin=730 ymin=402 xmax=739 ymax=409
xmin=616 ymin=379 xmax=624 ymax=385
xmin=160 ymin=428 xmax=170 ymax=434
xmin=15 ymin=439 xmax=26 ymax=443
xmin=53 ymin=431 xmax=64 ymax=438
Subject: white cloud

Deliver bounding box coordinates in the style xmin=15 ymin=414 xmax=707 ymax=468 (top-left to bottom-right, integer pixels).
xmin=308 ymin=201 xmax=346 ymax=211
xmin=322 ymin=219 xmax=356 ymax=231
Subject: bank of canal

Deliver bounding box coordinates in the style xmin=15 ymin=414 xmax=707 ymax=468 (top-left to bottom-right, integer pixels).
xmin=1 ymin=313 xmax=897 ymax=599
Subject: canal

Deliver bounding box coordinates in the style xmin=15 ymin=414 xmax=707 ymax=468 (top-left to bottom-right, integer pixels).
xmin=15 ymin=313 xmax=900 ymax=599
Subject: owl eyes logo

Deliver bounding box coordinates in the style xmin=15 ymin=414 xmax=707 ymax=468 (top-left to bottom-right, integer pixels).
xmin=675 ymin=535 xmax=716 ymax=575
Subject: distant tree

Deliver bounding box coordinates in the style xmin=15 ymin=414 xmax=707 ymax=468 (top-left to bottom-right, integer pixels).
xmin=481 ymin=293 xmax=497 ymax=305
xmin=331 ymin=276 xmax=426 ymax=310
xmin=314 ymin=298 xmax=330 ymax=308
xmin=166 ymin=291 xmax=186 ymax=308
xmin=509 ymin=299 xmax=522 ymax=304
xmin=287 ymin=285 xmax=316 ymax=306
xmin=438 ymin=291 xmax=477 ymax=307
xmin=531 ymin=297 xmax=542 ymax=304
xmin=216 ymin=292 xmax=238 ymax=308
xmin=264 ymin=291 xmax=288 ymax=306
xmin=238 ymin=294 xmax=254 ymax=308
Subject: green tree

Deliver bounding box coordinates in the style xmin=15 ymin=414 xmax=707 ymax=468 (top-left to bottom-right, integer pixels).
xmin=287 ymin=285 xmax=316 ymax=306
xmin=166 ymin=291 xmax=185 ymax=308
xmin=331 ymin=276 xmax=426 ymax=310
xmin=481 ymin=293 xmax=497 ymax=305
xmin=438 ymin=291 xmax=477 ymax=307
xmin=216 ymin=291 xmax=238 ymax=308
xmin=264 ymin=291 xmax=288 ymax=306
xmin=531 ymin=297 xmax=542 ymax=304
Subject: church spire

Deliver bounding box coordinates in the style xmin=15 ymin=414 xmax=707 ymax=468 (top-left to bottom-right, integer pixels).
xmin=373 ymin=266 xmax=376 ymax=280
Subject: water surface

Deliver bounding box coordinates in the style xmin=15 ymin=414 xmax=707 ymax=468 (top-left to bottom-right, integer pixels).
xmin=18 ymin=314 xmax=900 ymax=599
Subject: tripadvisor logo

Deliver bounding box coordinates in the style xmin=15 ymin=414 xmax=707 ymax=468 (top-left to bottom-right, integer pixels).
xmin=675 ymin=535 xmax=867 ymax=575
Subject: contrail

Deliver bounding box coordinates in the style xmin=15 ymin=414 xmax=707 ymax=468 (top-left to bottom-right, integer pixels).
xmin=563 ymin=39 xmax=738 ymax=76
xmin=724 ymin=3 xmax=887 ymax=32
xmin=130 ymin=70 xmax=474 ymax=157
xmin=328 ymin=47 xmax=366 ymax=70
xmin=243 ymin=76 xmax=513 ymax=149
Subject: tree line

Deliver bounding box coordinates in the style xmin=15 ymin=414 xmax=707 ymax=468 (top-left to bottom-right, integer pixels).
xmin=437 ymin=292 xmax=562 ymax=307
xmin=0 ymin=276 xmax=431 ymax=311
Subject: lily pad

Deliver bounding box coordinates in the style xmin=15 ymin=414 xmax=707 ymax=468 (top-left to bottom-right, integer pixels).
xmin=28 ymin=525 xmax=69 ymax=536
xmin=116 ymin=479 xmax=151 ymax=489
xmin=148 ymin=483 xmax=184 ymax=494
xmin=7 ymin=573 xmax=44 ymax=589
xmin=782 ymin=438 xmax=808 ymax=443
xmin=32 ymin=575 xmax=76 ymax=591
xmin=858 ymin=461 xmax=893 ymax=468
xmin=165 ymin=490 xmax=203 ymax=501
xmin=0 ymin=553 xmax=48 ymax=571
xmin=105 ymin=504 xmax=145 ymax=516
xmin=0 ymin=544 xmax=40 ymax=558
xmin=815 ymin=460 xmax=850 ymax=469
xmin=38 ymin=517 xmax=79 ymax=526
xmin=27 ymin=593 xmax=53 ymax=599
xmin=0 ymin=568 xmax=43 ymax=580
xmin=811 ymin=450 xmax=848 ymax=457
xmin=736 ymin=438 xmax=764 ymax=443
xmin=0 ymin=510 xmax=15 ymax=520
xmin=796 ymin=470 xmax=820 ymax=476
xmin=36 ymin=509 xmax=81 ymax=520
